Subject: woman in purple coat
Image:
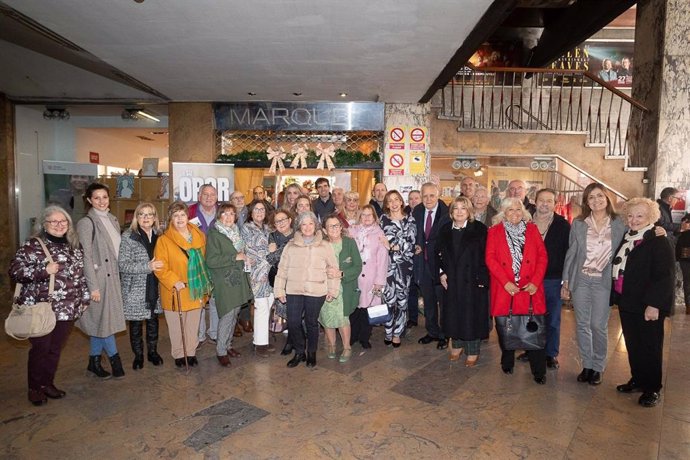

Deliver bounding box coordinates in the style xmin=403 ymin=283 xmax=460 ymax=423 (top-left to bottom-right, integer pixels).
xmin=348 ymin=204 xmax=389 ymax=349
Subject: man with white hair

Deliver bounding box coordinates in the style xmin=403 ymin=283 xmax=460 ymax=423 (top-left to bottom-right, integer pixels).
xmin=507 ymin=179 xmax=536 ymax=215
xmin=460 ymin=177 xmax=478 ymax=200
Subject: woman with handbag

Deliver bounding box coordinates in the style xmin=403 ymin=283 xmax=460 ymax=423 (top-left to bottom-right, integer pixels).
xmin=379 ymin=190 xmax=417 ymax=348
xmin=266 ymin=209 xmax=295 ymax=355
xmin=9 ymin=205 xmax=90 ymax=406
xmin=76 ymin=183 xmax=127 ymax=380
xmin=348 ymin=205 xmax=389 ymax=349
xmin=437 ymin=197 xmax=489 ymax=367
xmin=274 ymin=211 xmax=340 ymax=368
xmin=321 ymin=215 xmax=363 ymax=362
xmin=118 ymin=202 xmax=164 ymax=370
xmin=612 ymin=198 xmax=675 ymax=407
xmin=486 ymin=197 xmax=548 ymax=384
xmin=241 ymin=200 xmax=275 ymax=358
xmin=206 ymin=203 xmax=254 ymax=367
xmin=154 ymin=201 xmax=212 ymax=368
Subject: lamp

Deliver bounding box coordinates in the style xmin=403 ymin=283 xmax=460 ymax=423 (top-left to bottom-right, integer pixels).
xmin=43 ymin=107 xmax=70 ymax=121
xmin=121 ymin=108 xmax=160 ymax=123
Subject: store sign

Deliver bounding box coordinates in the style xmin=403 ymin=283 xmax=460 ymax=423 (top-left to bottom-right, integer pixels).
xmin=171 ymin=162 xmax=235 ymax=203
xmin=214 ymin=102 xmax=385 ymax=131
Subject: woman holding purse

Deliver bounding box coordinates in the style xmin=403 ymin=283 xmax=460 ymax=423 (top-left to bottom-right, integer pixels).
xmin=266 ymin=209 xmax=296 ymax=355
xmin=486 ymin=197 xmax=548 ymax=384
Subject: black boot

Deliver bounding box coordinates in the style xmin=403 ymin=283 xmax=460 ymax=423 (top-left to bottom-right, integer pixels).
xmin=129 ymin=321 xmax=144 ymax=370
xmin=281 ymin=341 xmax=294 ymax=356
xmin=146 ymin=316 xmax=163 ymax=366
xmin=306 ymin=351 xmax=317 ymax=368
xmin=87 ymin=355 xmax=111 ymax=379
xmin=109 ymin=353 xmax=125 ymax=379
xmin=287 ymin=353 xmax=306 ymax=368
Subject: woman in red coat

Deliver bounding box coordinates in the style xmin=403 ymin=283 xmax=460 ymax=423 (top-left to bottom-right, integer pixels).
xmin=486 ymin=197 xmax=548 ymax=384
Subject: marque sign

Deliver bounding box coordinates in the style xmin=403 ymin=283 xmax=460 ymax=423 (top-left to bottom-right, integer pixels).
xmin=214 ymin=102 xmax=384 ymax=132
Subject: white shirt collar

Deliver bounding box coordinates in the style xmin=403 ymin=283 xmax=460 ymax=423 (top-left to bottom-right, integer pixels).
xmin=452 ymin=220 xmax=468 ymax=230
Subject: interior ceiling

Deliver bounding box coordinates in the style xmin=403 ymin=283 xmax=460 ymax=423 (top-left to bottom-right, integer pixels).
xmin=1 ymin=0 xmax=496 ymax=104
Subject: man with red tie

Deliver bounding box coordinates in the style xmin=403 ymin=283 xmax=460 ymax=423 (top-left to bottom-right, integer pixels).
xmin=413 ymin=182 xmax=450 ymax=348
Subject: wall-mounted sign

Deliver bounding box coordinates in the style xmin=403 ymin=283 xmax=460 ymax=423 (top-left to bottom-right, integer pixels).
xmin=89 ymin=151 xmax=100 ymax=164
xmin=214 ymin=102 xmax=385 ymax=132
xmin=171 ymin=162 xmax=235 ymax=203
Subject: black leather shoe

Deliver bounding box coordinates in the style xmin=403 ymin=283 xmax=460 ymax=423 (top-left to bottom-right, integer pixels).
xmin=406 ymin=320 xmax=417 ymax=328
xmin=42 ymin=384 xmax=66 ymax=399
xmin=187 ymin=356 xmax=198 ymax=367
xmin=287 ymin=353 xmax=306 ymax=368
xmin=588 ymin=371 xmax=602 ymax=385
xmin=306 ymin=352 xmax=317 ymax=368
xmin=384 ymin=339 xmax=393 ymax=346
xmin=174 ymin=358 xmax=186 ymax=368
xmin=577 ymin=368 xmax=593 ymax=383
xmin=147 ymin=351 xmax=164 ymax=366
xmin=517 ymin=352 xmax=529 ymax=362
xmin=360 ymin=341 xmax=372 ymax=349
xmin=132 ymin=354 xmax=144 ymax=370
xmin=638 ymin=392 xmax=660 ymax=407
xmin=546 ymin=357 xmax=560 ymax=369
xmin=281 ymin=342 xmax=294 ymax=356
xmin=534 ymin=375 xmax=547 ymax=385
xmin=418 ymin=335 xmax=437 ymax=345
xmin=617 ymin=379 xmax=643 ymax=393
xmin=502 ymin=366 xmax=514 ymax=375
xmin=436 ymin=339 xmax=448 ymax=350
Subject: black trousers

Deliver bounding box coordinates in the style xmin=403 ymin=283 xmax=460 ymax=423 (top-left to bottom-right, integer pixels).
xmin=28 ymin=321 xmax=73 ymax=390
xmin=619 ymin=310 xmax=664 ymax=392
xmin=496 ymin=327 xmax=546 ymax=377
xmin=407 ymin=282 xmax=419 ymax=323
xmin=420 ymin=264 xmax=444 ymax=339
xmin=349 ymin=308 xmax=372 ymax=345
xmin=286 ymin=295 xmax=325 ymax=354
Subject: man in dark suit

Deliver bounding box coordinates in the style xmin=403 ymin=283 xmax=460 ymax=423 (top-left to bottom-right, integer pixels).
xmin=369 ymin=182 xmax=387 ymax=218
xmin=413 ymin=182 xmax=450 ymax=348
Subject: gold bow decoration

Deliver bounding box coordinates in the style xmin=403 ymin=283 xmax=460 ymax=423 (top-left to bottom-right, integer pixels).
xmin=290 ymin=144 xmax=309 ymax=169
xmin=266 ymin=146 xmax=286 ymax=173
xmin=315 ymin=143 xmax=336 ymax=170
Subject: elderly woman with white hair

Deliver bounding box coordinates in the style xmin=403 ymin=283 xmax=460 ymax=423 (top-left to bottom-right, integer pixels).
xmin=612 ymin=198 xmax=674 ymax=407
xmin=485 ymin=196 xmax=548 ymax=384
xmin=274 ymin=211 xmax=341 ymax=368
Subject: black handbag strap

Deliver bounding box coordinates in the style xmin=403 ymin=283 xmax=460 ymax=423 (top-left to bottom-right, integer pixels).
xmin=508 ymin=294 xmax=534 ymax=317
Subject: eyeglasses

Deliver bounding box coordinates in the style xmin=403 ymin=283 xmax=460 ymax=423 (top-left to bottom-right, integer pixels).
xmin=138 ymin=212 xmax=155 ymax=218
xmin=253 ymin=208 xmax=266 ymax=213
xmin=221 ymin=211 xmax=235 ymax=216
xmin=327 ymin=224 xmax=342 ymax=229
xmin=275 ymin=217 xmax=290 ymax=225
xmin=46 ymin=220 xmax=68 ymax=226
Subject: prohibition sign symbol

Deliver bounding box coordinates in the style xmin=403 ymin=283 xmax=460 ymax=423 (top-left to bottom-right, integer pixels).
xmin=390 ymin=128 xmax=404 ymax=142
xmin=410 ymin=128 xmax=425 ymax=142
xmin=389 ymin=154 xmax=404 ymax=168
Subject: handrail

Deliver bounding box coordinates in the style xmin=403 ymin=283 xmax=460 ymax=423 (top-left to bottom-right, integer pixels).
xmin=505 ymin=104 xmax=552 ymax=130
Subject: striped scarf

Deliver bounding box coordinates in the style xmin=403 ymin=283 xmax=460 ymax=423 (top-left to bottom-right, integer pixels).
xmin=187 ymin=247 xmax=213 ymax=300
xmin=504 ymin=220 xmax=527 ymax=282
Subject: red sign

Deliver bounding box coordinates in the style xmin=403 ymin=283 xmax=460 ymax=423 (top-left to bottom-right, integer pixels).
xmin=388 ymin=169 xmax=404 ymax=176
xmin=390 ymin=128 xmax=404 ymax=142
xmin=89 ymin=151 xmax=100 ymax=164
xmin=389 ymin=154 xmax=404 ymax=168
xmin=389 ymin=143 xmax=405 ymax=150
xmin=410 ymin=128 xmax=425 ymax=142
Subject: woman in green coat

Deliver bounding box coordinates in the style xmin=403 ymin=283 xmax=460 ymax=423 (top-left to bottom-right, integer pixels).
xmin=205 ymin=203 xmax=254 ymax=367
xmin=320 ymin=215 xmax=363 ymax=362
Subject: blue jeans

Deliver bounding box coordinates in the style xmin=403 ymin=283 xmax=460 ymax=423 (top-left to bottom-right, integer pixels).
xmin=89 ymin=335 xmax=118 ymax=357
xmin=543 ymin=278 xmax=562 ymax=358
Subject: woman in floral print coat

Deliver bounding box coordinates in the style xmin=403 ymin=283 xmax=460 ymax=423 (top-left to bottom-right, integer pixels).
xmin=9 ymin=205 xmax=90 ymax=406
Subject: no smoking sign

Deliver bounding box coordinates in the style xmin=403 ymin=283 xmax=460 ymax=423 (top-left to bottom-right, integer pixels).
xmin=390 ymin=128 xmax=404 ymax=142
xmin=410 ymin=128 xmax=425 ymax=142
xmin=389 ymin=153 xmax=404 ymax=168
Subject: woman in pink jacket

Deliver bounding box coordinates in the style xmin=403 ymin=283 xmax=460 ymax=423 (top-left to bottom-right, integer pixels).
xmin=348 ymin=204 xmax=389 ymax=349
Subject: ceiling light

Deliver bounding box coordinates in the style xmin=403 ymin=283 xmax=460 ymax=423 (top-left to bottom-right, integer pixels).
xmin=121 ymin=108 xmax=160 ymax=122
xmin=247 ymin=92 xmax=257 ymax=96
xmin=339 ymin=92 xmax=348 ymax=97
xmin=293 ymin=92 xmax=303 ymax=96
xmin=43 ymin=107 xmax=70 ymax=121
xmin=135 ymin=110 xmax=160 ymax=122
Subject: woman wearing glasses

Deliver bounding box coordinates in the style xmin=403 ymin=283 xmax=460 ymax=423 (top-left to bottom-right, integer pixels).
xmin=321 ymin=215 xmax=362 ymax=362
xmin=241 ymin=200 xmax=275 ymax=357
xmin=118 ymin=202 xmax=164 ymax=370
xmin=9 ymin=205 xmax=90 ymax=406
xmin=266 ymin=209 xmax=296 ymax=355
xmin=76 ymin=183 xmax=127 ymax=380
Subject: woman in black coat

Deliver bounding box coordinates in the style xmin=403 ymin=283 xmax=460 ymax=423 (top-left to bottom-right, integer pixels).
xmin=612 ymin=198 xmax=675 ymax=408
xmin=436 ymin=196 xmax=489 ymax=367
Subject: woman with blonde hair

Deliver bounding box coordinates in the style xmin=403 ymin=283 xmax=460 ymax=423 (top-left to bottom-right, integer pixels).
xmin=339 ymin=190 xmax=361 ymax=228
xmin=282 ymin=183 xmax=303 ymax=212
xmin=119 ymin=202 xmax=164 ymax=370
xmin=154 ymin=201 xmax=212 ymax=368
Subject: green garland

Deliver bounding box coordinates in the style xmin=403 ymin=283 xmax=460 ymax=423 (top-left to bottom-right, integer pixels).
xmin=216 ymin=149 xmax=381 ymax=168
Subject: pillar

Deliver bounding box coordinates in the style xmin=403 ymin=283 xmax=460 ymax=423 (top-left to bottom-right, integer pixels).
xmin=0 ymin=94 xmax=18 ymax=305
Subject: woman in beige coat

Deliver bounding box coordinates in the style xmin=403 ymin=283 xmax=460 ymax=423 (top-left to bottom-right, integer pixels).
xmin=76 ymin=183 xmax=126 ymax=380
xmin=274 ymin=211 xmax=340 ymax=368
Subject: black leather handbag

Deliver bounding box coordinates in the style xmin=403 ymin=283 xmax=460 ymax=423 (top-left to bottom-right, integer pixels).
xmin=494 ymin=296 xmax=546 ymax=351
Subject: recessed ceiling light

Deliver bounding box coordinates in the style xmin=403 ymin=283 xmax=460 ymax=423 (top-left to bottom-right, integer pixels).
xmin=247 ymin=92 xmax=256 ymax=96
xmin=150 ymin=131 xmax=168 ymax=135
xmin=339 ymin=92 xmax=348 ymax=97
xmin=293 ymin=92 xmax=303 ymax=96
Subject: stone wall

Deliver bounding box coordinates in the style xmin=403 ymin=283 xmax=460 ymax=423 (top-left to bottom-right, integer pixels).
xmin=168 ymin=102 xmax=215 ymax=167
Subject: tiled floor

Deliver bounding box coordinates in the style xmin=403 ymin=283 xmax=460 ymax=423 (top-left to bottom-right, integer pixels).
xmin=2 ymin=304 xmax=689 ymax=459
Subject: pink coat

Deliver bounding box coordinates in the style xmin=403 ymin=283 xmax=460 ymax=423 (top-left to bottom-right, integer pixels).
xmin=349 ymin=224 xmax=389 ymax=308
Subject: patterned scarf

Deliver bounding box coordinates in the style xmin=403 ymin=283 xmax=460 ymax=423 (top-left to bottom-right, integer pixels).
xmin=504 ymin=220 xmax=527 ymax=282
xmin=214 ymin=221 xmax=245 ymax=252
xmin=187 ymin=248 xmax=213 ymax=300
xmin=612 ymin=223 xmax=654 ymax=280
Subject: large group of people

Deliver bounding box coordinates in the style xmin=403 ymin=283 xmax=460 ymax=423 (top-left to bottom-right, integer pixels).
xmin=8 ymin=176 xmax=682 ymax=409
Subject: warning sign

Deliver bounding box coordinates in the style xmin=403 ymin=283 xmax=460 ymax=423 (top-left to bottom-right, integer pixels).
xmin=390 ymin=128 xmax=405 ymax=142
xmin=409 ymin=126 xmax=427 ymax=151
xmin=410 ymin=128 xmax=425 ymax=142
xmin=389 ymin=154 xmax=404 ymax=168
xmin=410 ymin=153 xmax=426 ymax=175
